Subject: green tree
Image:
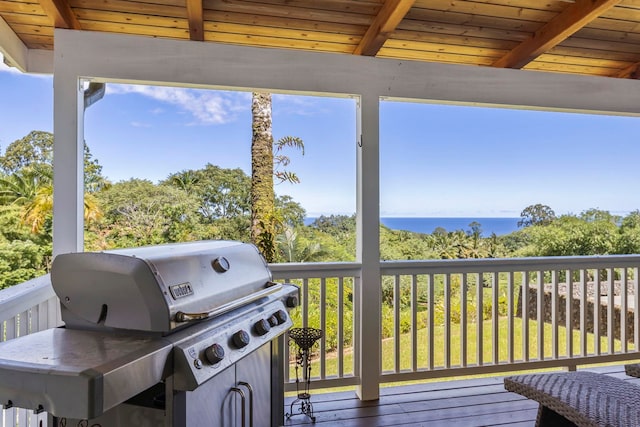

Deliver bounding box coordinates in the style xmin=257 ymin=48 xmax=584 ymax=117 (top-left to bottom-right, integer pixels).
xmin=518 ymin=204 xmax=556 ymax=228
xmin=94 ymin=179 xmax=203 ymax=248
xmin=165 ymin=165 xmax=251 ymax=221
xmin=0 ymin=131 xmax=53 ymax=173
xmin=0 ymin=131 xmax=107 ymax=192
xmin=617 ymin=210 xmax=640 ymax=254
xmin=519 ymin=211 xmax=618 ymax=256
xmin=0 ymin=240 xmax=47 ymax=289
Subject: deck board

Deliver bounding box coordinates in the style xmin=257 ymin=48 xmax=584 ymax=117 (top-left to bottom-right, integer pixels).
xmin=284 ymin=365 xmax=637 ymax=426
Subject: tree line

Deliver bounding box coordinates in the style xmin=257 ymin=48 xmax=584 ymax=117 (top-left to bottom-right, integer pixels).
xmin=2 ymin=131 xmax=640 ymax=289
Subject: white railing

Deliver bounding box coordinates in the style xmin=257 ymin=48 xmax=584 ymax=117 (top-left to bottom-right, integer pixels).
xmin=273 ymin=255 xmax=640 ymax=390
xmin=270 ymin=263 xmax=361 ymax=392
xmin=0 ymin=274 xmax=60 ymax=427
xmin=2 ymin=256 xmax=640 ymax=417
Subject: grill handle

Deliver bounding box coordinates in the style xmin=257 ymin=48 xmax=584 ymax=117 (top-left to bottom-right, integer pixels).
xmin=174 ymin=283 xmax=283 ymax=322
xmin=229 ymin=387 xmax=246 ymax=427
xmin=237 ymin=382 xmax=254 ymax=427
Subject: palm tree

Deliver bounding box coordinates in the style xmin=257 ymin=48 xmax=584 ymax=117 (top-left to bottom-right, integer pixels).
xmin=250 ymin=92 xmax=305 ymax=262
xmin=0 ymin=168 xmax=43 ymax=205
xmin=251 ymin=92 xmax=276 ymax=261
xmin=0 ymin=165 xmax=102 ymax=234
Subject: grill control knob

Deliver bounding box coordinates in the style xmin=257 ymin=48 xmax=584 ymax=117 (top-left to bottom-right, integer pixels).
xmin=205 ymin=343 xmax=225 ymax=364
xmin=273 ymin=310 xmax=288 ymax=325
xmin=268 ymin=315 xmax=278 ymax=327
xmin=254 ymin=319 xmax=271 ymax=336
xmin=232 ymin=330 xmax=250 ymax=349
xmin=286 ymin=296 xmax=299 ymax=308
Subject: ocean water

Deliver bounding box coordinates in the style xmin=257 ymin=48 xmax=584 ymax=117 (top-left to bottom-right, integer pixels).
xmin=305 ymin=217 xmax=520 ymax=237
xmin=380 ymin=217 xmax=520 ymax=237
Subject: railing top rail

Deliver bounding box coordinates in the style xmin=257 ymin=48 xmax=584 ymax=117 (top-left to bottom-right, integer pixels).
xmin=269 ymin=262 xmax=361 ymax=278
xmin=381 ymin=254 xmax=640 ymax=275
xmin=0 ymin=274 xmax=56 ymax=322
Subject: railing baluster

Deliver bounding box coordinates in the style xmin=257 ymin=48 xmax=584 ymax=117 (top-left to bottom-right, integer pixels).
xmin=338 ymin=277 xmax=344 ymax=378
xmin=476 ymin=272 xmax=483 ymax=366
xmin=621 ymin=268 xmax=628 ymax=352
xmin=353 ymin=276 xmax=361 ymax=380
xmin=491 ymin=272 xmax=498 ymax=365
xmin=5 ymin=406 xmax=15 ymax=427
xmin=634 ymin=268 xmax=640 ymax=351
xmin=566 ymin=269 xmax=573 ymax=358
xmin=507 ymin=271 xmax=514 ymax=364
xmin=522 ymin=271 xmax=529 ymax=362
xmin=461 ymin=273 xmax=467 ymax=368
xmin=607 ymin=268 xmax=614 ymax=354
xmin=302 ymin=278 xmax=309 ymax=329
xmin=444 ymin=274 xmax=451 ymax=369
xmin=320 ymin=277 xmax=326 ymax=379
xmin=537 ymin=270 xmax=544 ymax=361
xmin=551 ymin=270 xmax=558 ymax=359
xmin=594 ymin=271 xmax=601 ymax=356
xmin=428 ymin=273 xmax=434 ymax=371
xmin=411 ymin=274 xmax=417 ymax=372
xmin=580 ymin=269 xmax=587 ymax=357
xmin=394 ymin=274 xmax=400 ymax=373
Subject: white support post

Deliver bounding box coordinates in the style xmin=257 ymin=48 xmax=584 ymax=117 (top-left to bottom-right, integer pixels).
xmin=52 ymin=71 xmax=85 ymax=256
xmin=355 ymin=94 xmax=381 ymax=401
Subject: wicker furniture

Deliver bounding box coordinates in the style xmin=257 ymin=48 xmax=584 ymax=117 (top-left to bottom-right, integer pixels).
xmin=504 ymin=371 xmax=640 ymax=426
xmin=625 ymin=364 xmax=640 ymax=379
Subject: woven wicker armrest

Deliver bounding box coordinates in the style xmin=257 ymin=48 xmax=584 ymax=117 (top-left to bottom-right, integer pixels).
xmin=625 ymin=364 xmax=640 ymax=379
xmin=504 ymin=371 xmax=640 ymax=427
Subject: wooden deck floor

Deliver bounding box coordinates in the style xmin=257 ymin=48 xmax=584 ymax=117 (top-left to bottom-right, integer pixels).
xmin=283 ymin=365 xmax=638 ymax=427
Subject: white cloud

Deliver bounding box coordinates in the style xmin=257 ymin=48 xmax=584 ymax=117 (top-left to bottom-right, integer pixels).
xmin=273 ymin=94 xmax=320 ymax=117
xmin=130 ymin=121 xmax=152 ymax=128
xmin=105 ymin=84 xmax=247 ymax=125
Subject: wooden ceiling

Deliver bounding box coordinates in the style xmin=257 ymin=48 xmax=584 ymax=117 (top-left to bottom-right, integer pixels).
xmin=3 ymin=0 xmax=640 ymax=79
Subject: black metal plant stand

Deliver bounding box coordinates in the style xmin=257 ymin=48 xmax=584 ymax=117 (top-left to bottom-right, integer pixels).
xmin=286 ymin=327 xmax=322 ymax=423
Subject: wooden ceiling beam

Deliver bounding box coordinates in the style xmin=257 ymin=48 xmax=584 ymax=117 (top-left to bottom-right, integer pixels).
xmin=613 ymin=62 xmax=640 ymax=79
xmin=186 ymin=0 xmax=204 ymax=41
xmin=38 ymin=0 xmax=80 ymax=30
xmin=354 ymin=0 xmax=416 ymax=56
xmin=493 ymin=0 xmax=621 ymax=69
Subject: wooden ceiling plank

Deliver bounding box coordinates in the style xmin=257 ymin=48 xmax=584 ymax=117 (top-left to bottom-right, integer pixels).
xmin=204 ymin=10 xmax=366 ymax=36
xmin=493 ymin=0 xmax=621 ymax=69
xmin=354 ymin=0 xmax=416 ymax=56
xmin=186 ymin=0 xmax=204 ymax=41
xmin=38 ymin=0 xmax=81 ymax=29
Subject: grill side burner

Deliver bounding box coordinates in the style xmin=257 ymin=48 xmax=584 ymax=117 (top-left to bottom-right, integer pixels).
xmin=0 ymin=241 xmax=299 ymax=426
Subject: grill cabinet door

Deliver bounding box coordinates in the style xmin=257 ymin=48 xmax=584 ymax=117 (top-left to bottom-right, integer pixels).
xmin=176 ymin=343 xmax=272 ymax=427
xmin=235 ymin=344 xmax=272 ymax=427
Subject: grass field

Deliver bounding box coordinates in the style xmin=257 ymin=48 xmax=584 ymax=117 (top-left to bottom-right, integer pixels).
xmin=288 ymin=317 xmax=632 ymax=382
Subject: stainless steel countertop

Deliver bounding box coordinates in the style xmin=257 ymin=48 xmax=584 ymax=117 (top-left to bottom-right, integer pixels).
xmin=0 ymin=328 xmax=172 ymax=419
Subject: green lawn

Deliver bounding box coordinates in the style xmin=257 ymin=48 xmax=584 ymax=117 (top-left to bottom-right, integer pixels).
xmin=289 ymin=317 xmax=631 ymax=381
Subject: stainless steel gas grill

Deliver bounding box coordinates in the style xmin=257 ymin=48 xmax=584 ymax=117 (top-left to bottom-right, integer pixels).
xmin=0 ymin=240 xmax=299 ymax=427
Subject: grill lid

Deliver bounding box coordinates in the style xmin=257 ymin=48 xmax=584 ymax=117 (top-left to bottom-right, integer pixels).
xmin=51 ymin=241 xmax=273 ymax=333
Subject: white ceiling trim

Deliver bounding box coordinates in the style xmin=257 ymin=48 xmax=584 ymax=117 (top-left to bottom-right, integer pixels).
xmin=0 ymin=17 xmax=53 ymax=74
xmin=54 ymin=29 xmax=640 ymax=116
xmin=0 ymin=17 xmax=28 ymax=72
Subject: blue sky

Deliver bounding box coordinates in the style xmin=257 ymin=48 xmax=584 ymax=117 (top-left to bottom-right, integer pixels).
xmin=2 ymin=58 xmax=640 ymax=218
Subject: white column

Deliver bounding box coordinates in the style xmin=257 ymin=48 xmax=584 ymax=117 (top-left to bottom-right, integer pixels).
xmin=355 ymin=93 xmax=381 ymax=401
xmin=52 ymin=71 xmax=84 ymax=256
